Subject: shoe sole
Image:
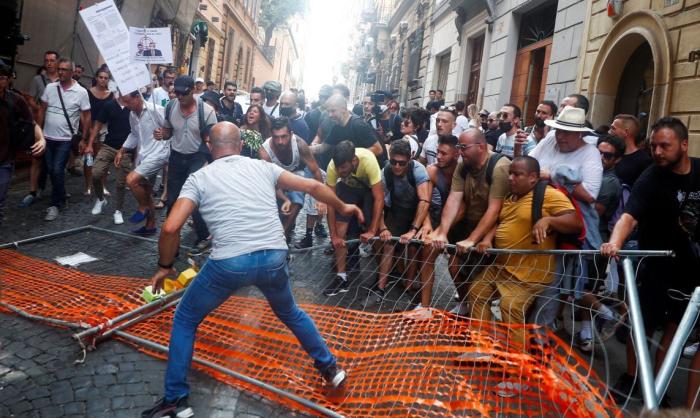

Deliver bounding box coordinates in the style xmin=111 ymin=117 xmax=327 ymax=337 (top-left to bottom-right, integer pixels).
xmin=330 ymin=370 xmax=347 ymax=388
xmin=176 ymin=407 xmax=194 ymax=418
xmin=324 ymin=287 xmax=349 ymax=297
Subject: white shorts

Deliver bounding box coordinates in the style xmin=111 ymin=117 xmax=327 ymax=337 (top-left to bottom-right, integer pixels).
xmin=303 ymin=169 xmax=327 ymax=215
xmin=134 ymin=152 xmax=169 ymax=183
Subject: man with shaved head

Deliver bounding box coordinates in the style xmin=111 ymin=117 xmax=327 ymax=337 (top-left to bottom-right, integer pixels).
xmin=143 ymin=121 xmax=363 ymax=418
xmin=321 ymin=94 xmax=383 ymax=158
xmin=609 ymin=114 xmax=651 ymax=186
xmin=279 ymin=90 xmax=310 ymax=143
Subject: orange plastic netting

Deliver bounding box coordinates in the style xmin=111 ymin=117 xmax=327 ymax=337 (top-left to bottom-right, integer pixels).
xmin=0 ymin=249 xmax=620 ymax=417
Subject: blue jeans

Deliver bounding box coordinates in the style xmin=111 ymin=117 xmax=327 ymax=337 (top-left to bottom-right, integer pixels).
xmin=164 ymin=249 xmax=336 ymax=401
xmin=0 ymin=163 xmax=13 ymax=226
xmin=44 ymin=139 xmax=72 ymax=208
xmin=167 ymin=150 xmax=209 ymax=242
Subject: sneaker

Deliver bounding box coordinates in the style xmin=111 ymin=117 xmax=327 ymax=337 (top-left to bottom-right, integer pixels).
xmin=295 ymin=234 xmax=313 ymax=249
xmin=314 ymin=223 xmax=329 ymax=238
xmin=113 ymin=210 xmax=124 ymax=225
xmin=83 ymin=188 xmax=92 ymax=196
xmin=190 ymin=238 xmax=212 ymax=256
xmin=128 ymin=208 xmax=150 ymax=223
xmin=684 ymin=342 xmax=699 ymax=359
xmin=323 ymin=276 xmax=349 ymax=296
xmin=579 ymin=338 xmax=593 ymax=353
xmin=91 ymin=198 xmax=107 ymax=215
xmin=611 ymin=373 xmax=638 ymax=405
xmin=103 ymin=188 xmax=111 ymax=197
xmin=358 ymin=242 xmax=371 ymax=258
xmin=321 ymin=365 xmax=347 ymax=388
xmin=371 ymin=288 xmax=386 ymax=304
xmin=44 ymin=206 xmax=59 ymax=221
xmin=597 ymin=311 xmax=627 ymax=342
xmin=141 ymin=396 xmax=193 ymax=418
xmin=449 ymin=302 xmax=470 ymax=316
xmin=19 ymin=193 xmax=37 ymax=207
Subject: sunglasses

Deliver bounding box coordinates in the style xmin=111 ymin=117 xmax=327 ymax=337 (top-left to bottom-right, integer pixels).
xmin=456 ymin=143 xmax=479 ymax=150
xmin=174 ymin=89 xmax=190 ymax=96
xmin=600 ymin=151 xmax=616 ymax=160
xmin=389 ymin=159 xmax=408 ymax=167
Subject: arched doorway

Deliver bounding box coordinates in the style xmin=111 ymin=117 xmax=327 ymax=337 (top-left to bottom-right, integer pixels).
xmin=587 ymin=11 xmax=672 ymax=135
xmin=614 ymin=43 xmax=654 ymax=134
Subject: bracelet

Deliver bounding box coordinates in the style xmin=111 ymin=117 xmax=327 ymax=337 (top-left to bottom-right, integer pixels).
xmin=379 ymin=228 xmax=389 ymax=234
xmin=158 ymin=260 xmax=174 ymax=269
xmin=409 ymin=224 xmax=419 ymax=232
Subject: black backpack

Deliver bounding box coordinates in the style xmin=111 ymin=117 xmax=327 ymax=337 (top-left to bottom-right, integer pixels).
xmin=459 ymin=152 xmax=506 ymax=185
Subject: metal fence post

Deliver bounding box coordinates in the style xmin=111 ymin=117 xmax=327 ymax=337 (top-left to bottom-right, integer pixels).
xmin=655 ymin=286 xmax=700 ymax=401
xmin=622 ymin=257 xmax=659 ymax=410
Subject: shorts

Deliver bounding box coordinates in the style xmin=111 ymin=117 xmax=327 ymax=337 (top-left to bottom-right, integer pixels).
xmin=638 ymin=257 xmax=700 ymax=329
xmin=135 ymin=151 xmax=169 ymax=185
xmin=303 ymin=169 xmax=327 ymax=216
xmin=385 ymin=207 xmax=416 ymax=236
xmin=284 ymin=190 xmax=305 ymax=206
xmin=335 ymin=181 xmax=374 ymax=238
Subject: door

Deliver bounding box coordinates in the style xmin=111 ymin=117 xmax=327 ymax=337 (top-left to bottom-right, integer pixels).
xmin=466 ymin=34 xmax=485 ymax=106
xmin=510 ymin=37 xmax=552 ymax=126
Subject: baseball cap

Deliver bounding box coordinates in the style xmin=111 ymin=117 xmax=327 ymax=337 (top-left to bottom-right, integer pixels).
xmin=174 ymin=75 xmax=195 ymax=95
xmin=195 ymin=77 xmax=205 ymax=84
xmin=263 ymin=80 xmax=282 ymax=92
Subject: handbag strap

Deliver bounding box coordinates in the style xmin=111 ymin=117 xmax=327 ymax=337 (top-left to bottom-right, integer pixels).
xmin=55 ymin=84 xmax=75 ymax=135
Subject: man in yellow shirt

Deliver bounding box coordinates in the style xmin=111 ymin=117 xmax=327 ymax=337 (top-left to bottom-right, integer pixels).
xmin=324 ymin=140 xmax=385 ymax=296
xmin=469 ymin=156 xmax=582 ymax=348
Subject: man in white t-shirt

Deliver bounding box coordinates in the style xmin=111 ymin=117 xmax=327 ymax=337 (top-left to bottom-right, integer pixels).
xmin=495 ymin=103 xmax=536 ymax=158
xmin=419 ymin=108 xmax=457 ymax=166
xmin=38 ymin=57 xmax=91 ymax=221
xmin=453 ymin=101 xmax=470 ymax=137
xmin=141 ymin=122 xmax=361 ymax=418
xmin=151 ymin=69 xmax=175 ymax=108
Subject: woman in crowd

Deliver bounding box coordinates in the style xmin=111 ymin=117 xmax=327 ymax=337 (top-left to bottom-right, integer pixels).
xmin=398 ymin=110 xmax=422 ymax=158
xmin=82 ymin=65 xmax=114 ymax=196
xmin=239 ymin=104 xmax=270 ymax=159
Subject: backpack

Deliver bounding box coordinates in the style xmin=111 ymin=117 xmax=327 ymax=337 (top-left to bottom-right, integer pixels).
xmin=383 ymin=160 xmax=416 ymax=201
xmin=459 ymin=152 xmax=506 ymax=185
xmin=166 ymin=98 xmax=215 ymax=156
xmin=531 ymin=180 xmax=586 ymax=249
xmin=5 ymin=90 xmax=36 ymax=152
xmin=608 ymin=183 xmax=632 ymax=233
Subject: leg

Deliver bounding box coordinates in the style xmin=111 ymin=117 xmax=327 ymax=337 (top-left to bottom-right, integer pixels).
xmin=377 ymin=240 xmax=394 ymax=290
xmin=126 ymin=171 xmax=152 ymax=213
xmin=83 ymin=154 xmax=93 ymax=194
xmin=417 ymin=246 xmax=440 ymax=307
xmin=333 ymin=221 xmax=349 ymax=274
xmin=497 ymin=277 xmax=545 ymax=350
xmin=45 ymin=140 xmax=72 ymax=208
xmin=91 ymin=146 xmax=113 ymax=201
xmin=186 ymin=153 xmax=210 ymax=242
xmin=467 ymin=267 xmax=498 ymax=322
xmin=404 ymin=245 xmax=419 ymax=290
xmin=256 ymin=250 xmax=336 ymax=371
xmin=166 ymin=152 xmax=189 ymax=212
xmin=0 ymin=163 xmax=13 ymax=226
xmin=29 ymin=156 xmax=41 ymax=192
xmin=281 ymin=203 xmax=302 ymax=239
xmin=164 ymin=257 xmax=250 ymax=400
xmin=114 ymin=151 xmax=133 ymax=211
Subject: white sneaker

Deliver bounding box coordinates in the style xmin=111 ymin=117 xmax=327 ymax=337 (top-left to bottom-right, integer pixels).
xmin=449 ymin=302 xmax=470 ymax=316
xmin=44 ymin=206 xmax=59 ymax=221
xmin=683 ymin=342 xmax=699 ymax=359
xmin=91 ymin=198 xmax=107 ymax=215
xmin=113 ymin=210 xmax=124 ymax=225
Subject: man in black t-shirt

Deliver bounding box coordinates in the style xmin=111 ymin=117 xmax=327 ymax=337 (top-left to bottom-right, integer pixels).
xmin=85 ymin=95 xmax=133 ymax=224
xmin=317 ymin=94 xmax=384 ymax=163
xmin=609 ymin=114 xmax=652 ymax=186
xmin=602 ymin=117 xmax=700 ymax=406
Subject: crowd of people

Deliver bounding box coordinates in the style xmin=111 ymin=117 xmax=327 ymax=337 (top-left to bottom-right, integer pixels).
xmin=0 ymin=50 xmax=698 ymax=415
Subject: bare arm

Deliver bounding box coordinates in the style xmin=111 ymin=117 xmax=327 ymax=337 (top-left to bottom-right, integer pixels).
xmin=368 ymin=140 xmax=383 ymax=157
xmin=432 ymin=190 xmax=464 ymax=246
xmin=258 ymin=145 xmax=272 ymax=162
xmin=277 ymin=172 xmax=363 ymax=223
xmin=367 ymin=182 xmax=385 ymax=236
xmin=463 ymin=197 xmax=504 ymax=246
xmin=572 ymin=183 xmax=595 ymax=205
xmin=80 ymin=110 xmax=91 ymax=139
xmin=532 ymin=209 xmax=582 ymax=245
xmin=601 ymin=213 xmax=638 ymax=256
xmin=150 ymin=198 xmax=197 ymax=292
xmin=299 ymin=139 xmax=323 ymax=183
xmin=37 ymin=102 xmax=47 ymax=129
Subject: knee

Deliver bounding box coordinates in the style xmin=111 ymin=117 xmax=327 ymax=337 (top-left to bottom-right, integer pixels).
xmin=126 ymin=173 xmax=139 ymax=188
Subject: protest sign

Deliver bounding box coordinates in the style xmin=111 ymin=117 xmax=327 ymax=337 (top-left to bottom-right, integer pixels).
xmin=130 ymin=27 xmax=174 ymax=64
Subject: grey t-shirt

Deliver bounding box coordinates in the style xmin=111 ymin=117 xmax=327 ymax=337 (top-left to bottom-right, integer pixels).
xmin=163 ymin=99 xmax=217 ymax=154
xmin=382 ymin=160 xmax=429 ymax=209
xmin=179 ymin=155 xmax=288 ymax=259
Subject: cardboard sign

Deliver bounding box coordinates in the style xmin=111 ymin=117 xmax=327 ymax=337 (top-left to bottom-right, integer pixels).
xmin=79 ymin=0 xmax=151 ymax=94
xmin=130 ymin=27 xmax=174 ymax=64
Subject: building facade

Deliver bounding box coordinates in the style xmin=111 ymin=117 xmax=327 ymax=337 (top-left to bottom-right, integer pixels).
xmin=577 ymin=0 xmax=700 ymax=155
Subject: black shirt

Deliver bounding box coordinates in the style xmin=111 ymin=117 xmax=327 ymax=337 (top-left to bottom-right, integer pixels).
xmin=484 ymin=128 xmax=503 ymax=149
xmin=625 ymin=158 xmax=700 ymax=263
xmin=96 ymin=99 xmax=131 ymax=149
xmin=219 ymin=97 xmax=243 ymax=126
xmin=88 ymin=90 xmax=114 ymax=122
xmin=0 ymin=90 xmax=33 ymax=164
xmin=325 ymin=114 xmax=381 ymax=148
xmin=305 ymin=107 xmax=323 ymax=139
xmin=615 ymin=148 xmax=652 ymax=186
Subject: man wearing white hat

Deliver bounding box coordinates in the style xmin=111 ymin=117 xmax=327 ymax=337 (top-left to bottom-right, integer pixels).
xmin=193 ymin=77 xmax=205 ymax=100
xmin=528 ymin=105 xmax=604 ymax=329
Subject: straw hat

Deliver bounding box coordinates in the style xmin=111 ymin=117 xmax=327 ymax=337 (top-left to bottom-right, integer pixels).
xmin=544 ymin=106 xmax=593 ymax=132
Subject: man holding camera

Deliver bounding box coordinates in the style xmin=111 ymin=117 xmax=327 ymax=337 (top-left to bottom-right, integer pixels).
xmin=37 ymin=57 xmax=91 ymax=221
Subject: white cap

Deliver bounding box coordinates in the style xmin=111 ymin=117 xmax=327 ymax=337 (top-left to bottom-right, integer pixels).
xmin=195 ymin=77 xmax=205 ymax=84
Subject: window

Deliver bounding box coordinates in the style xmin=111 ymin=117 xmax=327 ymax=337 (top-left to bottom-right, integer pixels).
xmin=435 ymin=52 xmax=450 ymax=94
xmin=407 ymin=25 xmax=424 ymax=84
xmin=199 ymin=4 xmax=208 ymax=10
xmin=205 ymin=39 xmax=216 ymax=82
xmin=225 ymin=30 xmax=235 ymax=76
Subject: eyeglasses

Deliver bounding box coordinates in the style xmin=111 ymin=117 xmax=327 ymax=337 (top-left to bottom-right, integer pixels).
xmin=599 ymin=151 xmax=616 ymax=160
xmin=456 ymin=143 xmax=479 ymax=150
xmin=389 ymin=159 xmax=408 ymax=167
